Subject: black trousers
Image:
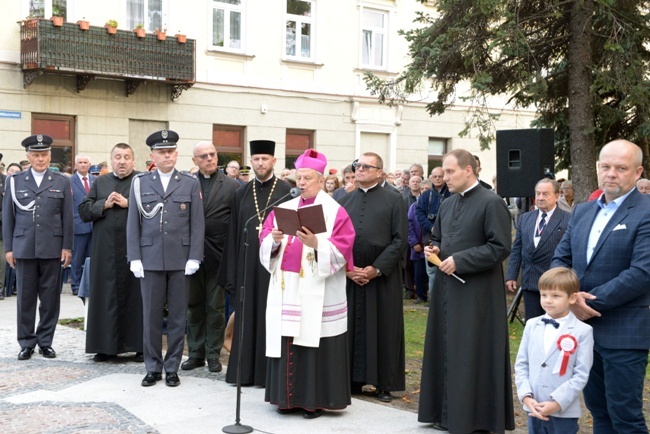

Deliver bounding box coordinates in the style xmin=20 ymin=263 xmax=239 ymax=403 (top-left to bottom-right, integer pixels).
xmin=16 ymin=258 xmax=62 ymax=348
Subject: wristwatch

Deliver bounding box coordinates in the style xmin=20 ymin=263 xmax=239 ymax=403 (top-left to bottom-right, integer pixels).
xmin=375 ymin=267 xmax=382 ymax=277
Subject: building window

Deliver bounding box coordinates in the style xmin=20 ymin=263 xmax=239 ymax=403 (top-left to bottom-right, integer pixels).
xmin=427 ymin=137 xmax=447 ymax=175
xmin=361 ymin=8 xmax=387 ymax=69
xmin=127 ymin=0 xmax=165 ymax=33
xmin=285 ymin=129 xmax=314 ymax=169
xmin=32 ymin=113 xmax=75 ymax=171
xmin=213 ymin=125 xmax=245 ymax=168
xmin=285 ymin=0 xmax=314 ymax=60
xmin=211 ymin=0 xmax=243 ymax=50
xmin=29 ymin=0 xmax=67 ymax=20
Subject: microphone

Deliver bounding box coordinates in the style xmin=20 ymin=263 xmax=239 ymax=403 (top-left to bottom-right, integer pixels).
xmin=243 ymin=186 xmax=301 ymax=230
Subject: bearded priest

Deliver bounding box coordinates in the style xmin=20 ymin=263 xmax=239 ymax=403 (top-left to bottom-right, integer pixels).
xmin=259 ymin=149 xmax=355 ymax=419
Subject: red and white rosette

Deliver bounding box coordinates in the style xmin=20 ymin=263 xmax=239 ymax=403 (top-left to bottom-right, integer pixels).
xmin=555 ymin=334 xmax=578 ymax=376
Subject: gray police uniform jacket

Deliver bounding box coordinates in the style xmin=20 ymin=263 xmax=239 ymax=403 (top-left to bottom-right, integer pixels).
xmin=126 ymin=169 xmax=205 ymax=271
xmin=2 ymin=169 xmax=73 ymax=259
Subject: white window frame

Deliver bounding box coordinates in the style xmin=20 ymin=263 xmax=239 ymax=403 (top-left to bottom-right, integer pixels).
xmin=360 ymin=6 xmax=388 ymax=70
xmin=284 ymin=0 xmax=316 ymax=62
xmin=210 ymin=0 xmax=245 ymax=52
xmin=26 ymin=0 xmax=69 ymax=19
xmin=126 ymin=0 xmax=168 ymax=33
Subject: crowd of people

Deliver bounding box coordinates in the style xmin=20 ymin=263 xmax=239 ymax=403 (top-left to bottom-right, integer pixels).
xmin=2 ymin=131 xmax=650 ymax=432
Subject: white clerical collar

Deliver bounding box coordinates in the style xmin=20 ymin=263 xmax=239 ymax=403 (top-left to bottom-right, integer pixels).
xmin=256 ymin=175 xmax=273 ymax=183
xmin=460 ymin=180 xmax=480 ymax=196
xmin=360 ymin=183 xmax=379 ymax=192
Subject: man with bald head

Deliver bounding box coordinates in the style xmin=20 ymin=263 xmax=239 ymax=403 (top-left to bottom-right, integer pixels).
xmin=181 ymin=142 xmax=240 ymax=373
xmin=552 ymin=140 xmax=650 ymax=432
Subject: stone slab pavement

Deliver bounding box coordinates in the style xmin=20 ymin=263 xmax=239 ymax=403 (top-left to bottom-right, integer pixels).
xmin=0 ymin=285 xmax=460 ymax=434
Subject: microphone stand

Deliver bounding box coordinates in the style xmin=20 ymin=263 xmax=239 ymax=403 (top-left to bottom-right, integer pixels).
xmin=223 ymin=187 xmax=298 ymax=434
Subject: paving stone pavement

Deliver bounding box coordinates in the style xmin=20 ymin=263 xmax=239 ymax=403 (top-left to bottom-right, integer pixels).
xmin=0 ymin=285 xmax=525 ymax=434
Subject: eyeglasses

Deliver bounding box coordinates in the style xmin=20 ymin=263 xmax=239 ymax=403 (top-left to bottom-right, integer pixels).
xmin=194 ymin=152 xmax=217 ymax=160
xmin=352 ymin=160 xmax=381 ymax=171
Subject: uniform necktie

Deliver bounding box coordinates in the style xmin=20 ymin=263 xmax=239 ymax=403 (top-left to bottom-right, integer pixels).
xmin=83 ymin=176 xmax=90 ymax=193
xmin=541 ymin=317 xmax=559 ymax=329
xmin=537 ymin=212 xmax=547 ymax=236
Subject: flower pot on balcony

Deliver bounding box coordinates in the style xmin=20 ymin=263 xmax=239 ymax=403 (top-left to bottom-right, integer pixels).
xmin=106 ymin=25 xmax=117 ymax=34
xmin=51 ymin=16 xmax=63 ymax=27
xmin=78 ymin=20 xmax=90 ymax=31
xmin=155 ymin=30 xmax=166 ymax=41
xmin=175 ymin=34 xmax=186 ymax=44
xmin=134 ymin=27 xmax=146 ymax=38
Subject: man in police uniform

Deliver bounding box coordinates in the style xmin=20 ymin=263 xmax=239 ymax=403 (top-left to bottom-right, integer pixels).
xmin=3 ymin=134 xmax=73 ymax=360
xmin=126 ymin=130 xmax=205 ymax=387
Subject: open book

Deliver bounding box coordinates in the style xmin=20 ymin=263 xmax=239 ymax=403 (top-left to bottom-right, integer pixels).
xmin=273 ymin=204 xmax=327 ymax=234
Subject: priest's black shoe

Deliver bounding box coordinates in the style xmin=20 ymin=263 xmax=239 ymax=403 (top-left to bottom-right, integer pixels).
xmin=376 ymin=389 xmax=393 ymax=402
xmin=18 ymin=347 xmax=34 ymax=360
xmin=93 ymin=353 xmax=111 ymax=362
xmin=181 ymin=357 xmax=205 ymax=370
xmin=165 ymin=372 xmax=180 ymax=387
xmin=303 ymin=409 xmax=324 ymax=419
xmin=141 ymin=372 xmax=162 ymax=387
xmin=134 ymin=352 xmax=144 ymax=363
xmin=276 ymin=407 xmax=301 ymax=415
xmin=431 ymin=422 xmax=448 ymax=431
xmin=39 ymin=346 xmax=56 ymax=358
xmin=207 ymin=358 xmax=222 ymax=373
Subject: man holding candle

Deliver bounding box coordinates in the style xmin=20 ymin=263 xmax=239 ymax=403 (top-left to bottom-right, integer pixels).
xmin=419 ymin=148 xmax=514 ymax=433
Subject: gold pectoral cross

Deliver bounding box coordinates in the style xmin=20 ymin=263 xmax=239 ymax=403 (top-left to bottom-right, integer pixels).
xmin=256 ymin=224 xmax=263 ymax=235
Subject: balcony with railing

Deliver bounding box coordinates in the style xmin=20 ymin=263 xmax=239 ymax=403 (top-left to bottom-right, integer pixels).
xmin=20 ymin=19 xmax=195 ymax=101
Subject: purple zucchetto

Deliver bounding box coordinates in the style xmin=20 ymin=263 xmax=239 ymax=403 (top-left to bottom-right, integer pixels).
xmin=294 ymin=149 xmax=327 ymax=174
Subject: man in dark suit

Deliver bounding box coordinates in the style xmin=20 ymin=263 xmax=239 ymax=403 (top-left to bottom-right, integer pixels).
xmin=181 ymin=141 xmax=239 ymax=373
xmin=552 ymin=140 xmax=650 ymax=433
xmin=3 ymin=134 xmax=73 ymax=360
xmin=127 ymin=130 xmax=205 ymax=387
xmin=506 ymin=178 xmax=571 ymax=320
xmin=70 ymin=154 xmax=95 ymax=296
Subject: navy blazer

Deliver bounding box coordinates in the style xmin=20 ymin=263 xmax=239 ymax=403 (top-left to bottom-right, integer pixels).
xmin=552 ymin=189 xmax=650 ymax=349
xmin=506 ymin=207 xmax=571 ymax=291
xmin=71 ymin=173 xmax=95 ymax=235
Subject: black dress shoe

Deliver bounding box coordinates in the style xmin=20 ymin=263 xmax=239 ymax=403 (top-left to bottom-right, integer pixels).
xmin=38 ymin=346 xmax=56 ymax=358
xmin=93 ymin=353 xmax=111 ymax=362
xmin=276 ymin=407 xmax=301 ymax=415
xmin=207 ymin=358 xmax=222 ymax=373
xmin=181 ymin=357 xmax=205 ymax=370
xmin=376 ymin=389 xmax=393 ymax=402
xmin=165 ymin=372 xmax=180 ymax=387
xmin=141 ymin=372 xmax=162 ymax=387
xmin=303 ymin=409 xmax=324 ymax=419
xmin=431 ymin=422 xmax=448 ymax=431
xmin=18 ymin=347 xmax=34 ymax=360
xmin=134 ymin=352 xmax=144 ymax=363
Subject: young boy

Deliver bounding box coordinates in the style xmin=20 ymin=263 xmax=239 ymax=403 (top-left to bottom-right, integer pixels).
xmin=515 ymin=267 xmax=594 ymax=433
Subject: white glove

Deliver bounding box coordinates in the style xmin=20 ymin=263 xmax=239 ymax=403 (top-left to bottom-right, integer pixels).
xmin=185 ymin=259 xmax=200 ymax=276
xmin=130 ymin=260 xmax=144 ymax=279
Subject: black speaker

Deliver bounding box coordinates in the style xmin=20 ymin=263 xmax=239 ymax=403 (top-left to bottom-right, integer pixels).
xmin=496 ymin=129 xmax=554 ymax=198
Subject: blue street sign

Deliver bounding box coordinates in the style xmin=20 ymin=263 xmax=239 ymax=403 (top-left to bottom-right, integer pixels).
xmin=0 ymin=111 xmax=21 ymax=119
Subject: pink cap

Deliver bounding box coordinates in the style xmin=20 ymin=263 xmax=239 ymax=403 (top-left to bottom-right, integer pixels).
xmin=294 ymin=149 xmax=327 ymax=174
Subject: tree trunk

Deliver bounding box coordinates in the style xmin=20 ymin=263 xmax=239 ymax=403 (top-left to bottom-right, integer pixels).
xmin=568 ymin=0 xmax=597 ymax=203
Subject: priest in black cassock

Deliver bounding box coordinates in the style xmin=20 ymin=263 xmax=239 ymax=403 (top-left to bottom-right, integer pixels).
xmin=221 ymin=140 xmax=292 ymax=386
xmin=338 ymin=152 xmax=407 ymax=403
xmin=419 ymin=148 xmax=514 ymax=433
xmin=79 ymin=143 xmax=143 ymax=361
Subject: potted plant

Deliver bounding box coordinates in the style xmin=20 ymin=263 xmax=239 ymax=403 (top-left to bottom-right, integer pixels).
xmin=134 ymin=23 xmax=145 ymax=38
xmin=175 ymin=31 xmax=186 ymax=44
xmin=51 ymin=15 xmax=63 ymax=27
xmin=78 ymin=17 xmax=89 ymax=30
xmin=154 ymin=27 xmax=166 ymax=41
xmin=105 ymin=19 xmax=118 ymax=34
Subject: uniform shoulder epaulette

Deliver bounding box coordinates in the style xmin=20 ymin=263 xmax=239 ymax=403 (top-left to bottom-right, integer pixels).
xmin=134 ymin=172 xmax=150 ymax=178
xmin=179 ymin=171 xmax=197 ymax=179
